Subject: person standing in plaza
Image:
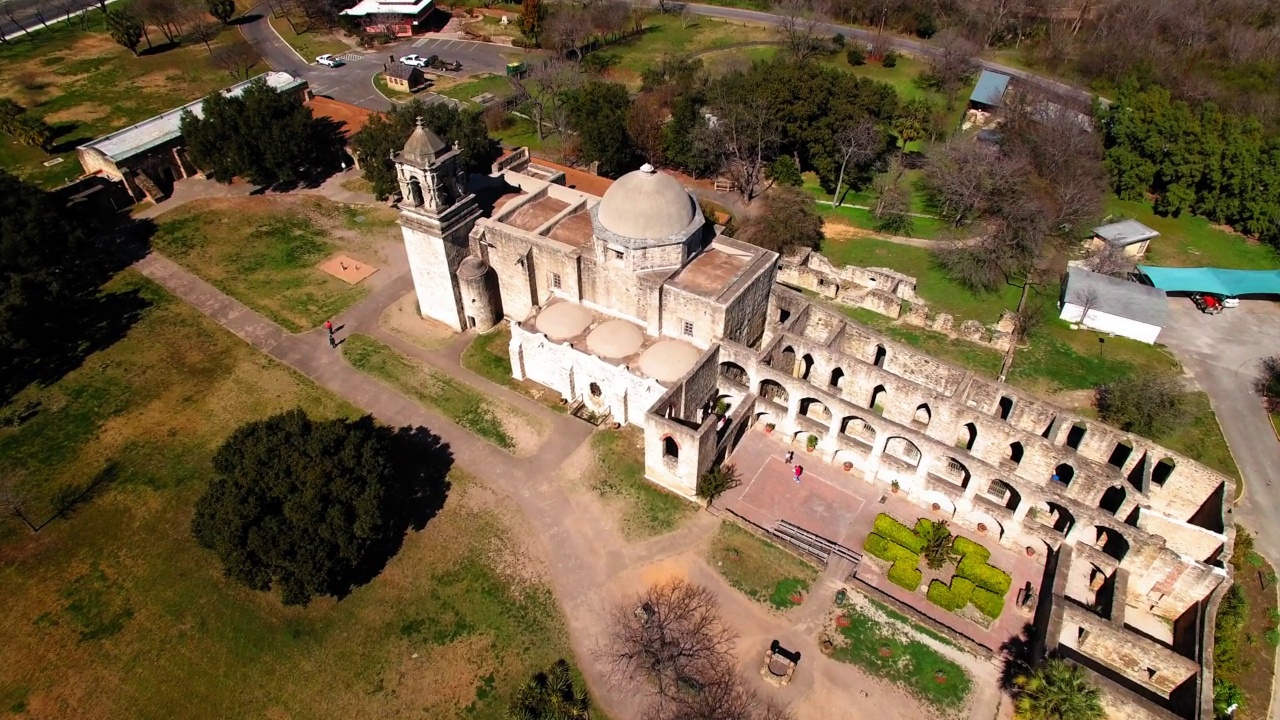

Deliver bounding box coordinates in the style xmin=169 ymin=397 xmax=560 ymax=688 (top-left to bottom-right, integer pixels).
xmin=325 ymin=320 xmax=333 ymax=335
xmin=793 ymin=465 xmax=803 ymax=483
xmin=784 ymin=450 xmax=794 ymax=465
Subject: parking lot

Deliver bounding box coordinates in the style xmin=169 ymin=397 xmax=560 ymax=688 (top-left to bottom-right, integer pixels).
xmin=1158 ymin=297 xmax=1280 ymax=557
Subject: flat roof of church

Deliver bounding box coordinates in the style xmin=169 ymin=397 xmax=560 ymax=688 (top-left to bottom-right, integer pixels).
xmin=547 ymin=210 xmax=594 ymax=249
xmin=667 ymin=245 xmax=755 ymax=301
xmin=503 ymin=196 xmax=569 ymax=233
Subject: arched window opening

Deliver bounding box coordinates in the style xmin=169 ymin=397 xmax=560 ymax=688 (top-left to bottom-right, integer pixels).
xmin=798 ymin=398 xmax=832 ymax=424
xmin=408 ymin=177 xmax=424 ymax=206
xmin=1066 ymin=422 xmax=1088 ymax=451
xmin=1052 ymin=463 xmax=1075 ymax=486
xmin=1099 ymin=486 xmax=1126 ymax=515
xmin=1152 ymin=458 xmax=1176 ymax=486
xmin=719 ymin=361 xmax=748 ymax=387
xmin=913 ymin=404 xmax=931 ymax=428
xmin=1095 ymin=527 xmax=1130 ymax=561
xmin=779 ymin=346 xmax=797 ymax=376
xmin=799 ymin=353 xmax=814 ymax=380
xmin=840 ymin=416 xmax=875 ymax=444
xmin=870 ymin=385 xmax=887 ymax=415
xmin=872 ymin=344 xmax=887 ymax=368
xmin=778 ymin=308 xmax=791 ymax=324
xmin=987 ymin=480 xmax=1020 ymax=510
xmin=957 ymin=422 xmax=977 ymax=451
xmin=1107 ymin=441 xmax=1133 ymax=469
xmin=759 ymin=379 xmax=789 ymax=405
xmin=829 ymin=367 xmax=845 ymax=389
xmin=662 ymin=436 xmax=680 ymax=461
xmin=997 ymin=395 xmax=1014 ymax=421
xmin=1008 ymin=441 xmax=1024 ymax=465
xmin=884 ymin=437 xmax=921 ymax=467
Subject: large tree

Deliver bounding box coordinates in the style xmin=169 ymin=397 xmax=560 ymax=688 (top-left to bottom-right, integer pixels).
xmin=349 ymin=99 xmax=500 ymax=200
xmin=565 ymin=80 xmax=636 ymax=177
xmin=191 ymin=409 xmax=451 ymax=605
xmin=181 ymin=78 xmax=344 ymax=187
xmin=736 ymin=186 xmax=823 ymax=255
xmin=106 ymin=8 xmax=145 ymax=55
xmin=1095 ymin=374 xmax=1190 ymax=438
xmin=1013 ymin=659 xmax=1105 ymax=720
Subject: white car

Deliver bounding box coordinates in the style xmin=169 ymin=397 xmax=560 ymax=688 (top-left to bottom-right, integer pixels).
xmin=316 ymin=54 xmax=344 ymax=67
xmin=399 ymin=54 xmax=429 ymax=68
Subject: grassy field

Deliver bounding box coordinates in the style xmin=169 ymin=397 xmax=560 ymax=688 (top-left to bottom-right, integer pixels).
xmin=1148 ymin=392 xmax=1240 ymax=482
xmin=344 ymin=333 xmax=545 ymax=453
xmin=0 ymin=18 xmax=263 ymax=188
xmin=150 ymin=196 xmax=398 ymax=332
xmin=493 ymin=114 xmax=551 ymax=152
xmin=598 ymin=14 xmax=777 ymax=88
xmin=1106 ymin=197 xmax=1280 ymax=271
xmin=842 ymin=307 xmax=1005 ymax=378
xmin=821 ymin=237 xmax=1022 ymax=324
xmin=0 ymin=271 xmax=579 ymax=719
xmin=1215 ymin=528 xmax=1279 ymax=720
xmin=267 ymin=13 xmax=349 ymax=59
xmin=438 ymin=74 xmax=515 ymax=105
xmin=460 ymin=325 xmax=566 ymax=412
xmin=832 ymin=604 xmax=972 ymax=711
xmin=707 ymin=521 xmax=818 ymax=610
xmin=1007 ymin=317 xmax=1181 ymax=392
xmin=589 ymin=428 xmax=696 ymax=539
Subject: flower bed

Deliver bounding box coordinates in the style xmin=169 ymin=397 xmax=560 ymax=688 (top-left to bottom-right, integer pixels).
xmin=864 ymin=532 xmax=923 ymax=591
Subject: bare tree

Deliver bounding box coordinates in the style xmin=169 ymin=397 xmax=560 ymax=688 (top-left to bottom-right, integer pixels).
xmin=589 ymin=0 xmax=630 ymax=42
xmin=181 ymin=0 xmax=218 ymax=53
xmin=922 ymin=29 xmax=980 ymax=99
xmin=705 ymin=75 xmax=780 ymax=203
xmin=1067 ymin=284 xmax=1101 ymax=323
xmin=871 ymin=159 xmax=911 ymax=233
xmin=0 ymin=477 xmax=37 ymax=534
xmin=1085 ymin=244 xmax=1136 ymax=277
xmin=543 ymin=5 xmax=591 ymax=59
xmin=921 ymin=139 xmax=1018 ymax=227
xmin=829 ymin=118 xmax=881 ymax=208
xmin=508 ymin=58 xmax=584 ymax=140
xmin=136 ymin=0 xmax=186 ymax=44
xmin=627 ymin=91 xmax=667 ymax=166
xmin=679 ymin=2 xmax=695 ymax=29
xmin=774 ymin=0 xmax=829 ymax=61
xmin=1255 ymin=356 xmax=1280 ymax=411
xmin=2 ymin=0 xmax=34 ymax=37
xmin=599 ymin=579 xmax=737 ymax=700
xmin=210 ymin=41 xmax=260 ymax=80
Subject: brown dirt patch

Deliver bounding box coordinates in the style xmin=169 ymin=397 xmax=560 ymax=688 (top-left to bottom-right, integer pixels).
xmin=823 ymin=221 xmax=871 ymax=241
xmin=130 ymin=70 xmax=183 ymax=92
xmin=383 ymin=635 xmax=495 ymax=715
xmin=43 ymin=104 xmax=114 ymax=125
xmin=69 ymin=32 xmax=123 ymax=57
xmin=318 ymin=253 xmax=379 ymax=285
xmin=457 ymin=483 xmax=550 ymax=589
xmin=379 ymin=291 xmax=456 ymax=351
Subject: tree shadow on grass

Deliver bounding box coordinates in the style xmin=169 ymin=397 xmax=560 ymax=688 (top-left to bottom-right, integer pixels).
xmin=335 ymin=423 xmax=454 ymax=596
xmin=231 ymin=13 xmax=262 ymax=25
xmin=138 ymin=41 xmax=180 ymax=57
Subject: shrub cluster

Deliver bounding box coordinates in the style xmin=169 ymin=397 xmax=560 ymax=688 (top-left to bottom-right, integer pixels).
xmin=952 ymin=536 xmax=990 ymax=561
xmin=864 ymin=532 xmax=923 ymax=591
xmin=927 ymin=577 xmax=975 ymax=611
xmin=971 ymin=587 xmax=1004 ymax=619
xmin=873 ymin=513 xmax=926 ymax=553
xmin=956 ymin=555 xmax=1012 ymax=595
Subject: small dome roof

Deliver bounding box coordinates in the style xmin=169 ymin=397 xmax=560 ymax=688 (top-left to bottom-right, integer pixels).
xmin=535 ymin=302 xmax=592 ymax=341
xmin=457 ymin=255 xmax=489 ymax=279
xmin=597 ymin=164 xmax=696 ymax=240
xmin=401 ymin=118 xmax=447 ymax=165
xmin=638 ymin=340 xmax=701 ymax=383
xmin=586 ymin=320 xmax=644 ymax=359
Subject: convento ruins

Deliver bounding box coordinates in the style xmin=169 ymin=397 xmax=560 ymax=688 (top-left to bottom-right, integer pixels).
xmin=392 ymin=122 xmax=1235 ymax=719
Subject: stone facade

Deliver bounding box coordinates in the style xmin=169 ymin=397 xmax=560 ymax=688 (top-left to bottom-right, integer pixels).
xmin=396 ymin=146 xmax=1234 ymax=717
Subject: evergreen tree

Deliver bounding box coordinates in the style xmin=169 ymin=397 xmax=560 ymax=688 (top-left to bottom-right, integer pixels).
xmin=1014 ymin=659 xmax=1105 ymax=720
xmin=565 ymin=81 xmax=636 ymax=177
xmin=105 ymin=8 xmax=144 ymax=55
xmin=207 ymin=0 xmax=236 ymax=24
xmin=510 ymin=659 xmax=590 ymax=720
xmin=519 ymin=0 xmax=545 ymax=44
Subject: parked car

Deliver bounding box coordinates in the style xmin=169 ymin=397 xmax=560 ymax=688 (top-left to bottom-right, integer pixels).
xmin=316 ymin=54 xmax=344 ymax=67
xmin=431 ymin=57 xmax=462 ymax=71
xmin=399 ymin=54 xmax=430 ymax=67
xmin=1191 ymin=293 xmax=1224 ymax=314
xmin=1223 ymin=296 xmax=1241 ymax=308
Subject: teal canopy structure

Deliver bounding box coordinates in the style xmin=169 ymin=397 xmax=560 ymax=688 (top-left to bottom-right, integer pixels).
xmin=1137 ymin=266 xmax=1280 ymax=297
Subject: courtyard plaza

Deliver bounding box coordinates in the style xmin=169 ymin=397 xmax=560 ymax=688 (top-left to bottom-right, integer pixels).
xmin=722 ymin=426 xmax=1046 ymax=652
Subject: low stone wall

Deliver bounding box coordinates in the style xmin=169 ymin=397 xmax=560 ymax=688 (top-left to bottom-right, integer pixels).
xmin=778 ymin=249 xmax=1017 ymax=352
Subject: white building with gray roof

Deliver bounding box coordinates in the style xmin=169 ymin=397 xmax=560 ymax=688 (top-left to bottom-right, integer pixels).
xmin=1059 ymin=266 xmax=1168 ymax=344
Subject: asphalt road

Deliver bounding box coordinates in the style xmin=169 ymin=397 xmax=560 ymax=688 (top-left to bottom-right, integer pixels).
xmin=1158 ymin=298 xmax=1280 ymax=560
xmin=239 ymin=6 xmax=512 ymax=111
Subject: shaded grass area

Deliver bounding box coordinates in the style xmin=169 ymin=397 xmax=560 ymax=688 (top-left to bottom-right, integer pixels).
xmin=1214 ymin=528 xmax=1278 ymax=720
xmin=151 ymin=196 xmax=378 ymax=332
xmin=494 ymin=114 xmax=552 ymax=153
xmin=438 ymin=73 xmax=515 ymax=105
xmin=832 ymin=604 xmax=972 ymax=711
xmin=599 ymin=14 xmax=777 ymax=87
xmin=590 ymin=428 xmax=695 ymax=538
xmin=707 ymin=521 xmax=818 ymax=610
xmin=820 ymin=237 xmax=1021 ymax=325
xmin=460 ymin=324 xmax=566 ymax=413
xmin=0 ymin=17 xmax=263 ymax=187
xmin=1107 ymin=197 xmax=1280 ymax=271
xmin=343 ymin=333 xmax=516 ymax=449
xmin=1148 ymin=391 xmax=1240 ymax=483
xmin=268 ymin=13 xmax=349 ymax=59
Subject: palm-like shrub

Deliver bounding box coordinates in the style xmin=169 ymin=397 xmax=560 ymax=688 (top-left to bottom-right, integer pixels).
xmin=1014 ymin=659 xmax=1105 ymax=720
xmin=511 ymin=659 xmax=590 ymax=720
xmin=919 ymin=519 xmax=959 ymax=570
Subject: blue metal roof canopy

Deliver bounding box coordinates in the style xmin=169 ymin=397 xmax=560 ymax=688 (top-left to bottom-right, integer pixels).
xmin=969 ymin=70 xmax=1011 ymax=107
xmin=1137 ymin=266 xmax=1280 ymax=296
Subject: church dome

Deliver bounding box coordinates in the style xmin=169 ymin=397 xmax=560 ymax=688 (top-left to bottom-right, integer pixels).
xmin=596 ymin=164 xmax=696 ymax=240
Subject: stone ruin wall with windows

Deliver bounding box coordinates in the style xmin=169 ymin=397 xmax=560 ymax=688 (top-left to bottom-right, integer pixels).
xmin=777 ymin=248 xmax=1019 ymax=352
xmin=640 ymin=285 xmax=1232 ymax=716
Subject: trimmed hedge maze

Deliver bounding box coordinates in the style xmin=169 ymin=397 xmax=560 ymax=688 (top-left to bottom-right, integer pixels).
xmin=863 ymin=513 xmax=1012 ymax=620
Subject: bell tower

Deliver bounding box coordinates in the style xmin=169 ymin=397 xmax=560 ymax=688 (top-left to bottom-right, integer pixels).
xmin=394 ymin=118 xmax=483 ymax=332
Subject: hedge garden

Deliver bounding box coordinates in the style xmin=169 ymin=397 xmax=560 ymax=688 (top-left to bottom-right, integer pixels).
xmin=862 ymin=514 xmax=1012 ymax=621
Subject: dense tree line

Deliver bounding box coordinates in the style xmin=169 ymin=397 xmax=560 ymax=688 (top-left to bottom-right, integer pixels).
xmin=1096 ymin=81 xmax=1280 ymax=247
xmin=192 ymin=409 xmax=451 ymax=605
xmin=181 ymin=77 xmax=345 ymax=187
xmin=350 ymin=99 xmax=500 ymax=200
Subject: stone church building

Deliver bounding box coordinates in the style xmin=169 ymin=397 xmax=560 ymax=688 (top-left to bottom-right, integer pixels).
xmin=393 ymin=126 xmax=1234 ymax=719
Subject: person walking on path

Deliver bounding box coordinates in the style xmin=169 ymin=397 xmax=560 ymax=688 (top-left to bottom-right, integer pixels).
xmin=325 ymin=320 xmax=333 ymax=335
xmin=784 ymin=450 xmax=794 ymax=465
xmin=328 ymin=333 xmax=337 ymax=350
xmin=793 ymin=465 xmax=803 ymax=483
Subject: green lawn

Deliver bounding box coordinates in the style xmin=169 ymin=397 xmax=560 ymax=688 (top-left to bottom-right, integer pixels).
xmin=268 ymin=13 xmax=349 ymax=60
xmin=1150 ymin=391 xmax=1240 ymax=483
xmin=150 ymin=196 xmax=386 ymax=332
xmin=589 ymin=428 xmax=695 ymax=538
xmin=0 ymin=271 xmax=578 ymax=719
xmin=1007 ymin=318 xmax=1181 ymax=392
xmin=599 ymin=14 xmax=777 ymax=87
xmin=373 ymin=71 xmax=414 ymax=102
xmin=438 ymin=73 xmax=516 ymax=105
xmin=343 ymin=333 xmax=539 ymax=452
xmin=821 ymin=237 xmax=1022 ymax=324
xmin=842 ymin=307 xmax=1005 ymax=378
xmin=832 ymin=604 xmax=972 ymax=711
xmin=494 ymin=114 xmax=552 ymax=152
xmin=460 ymin=324 xmax=566 ymax=412
xmin=1106 ymin=197 xmax=1280 ymax=270
xmin=707 ymin=521 xmax=818 ymax=610
xmin=0 ymin=17 xmax=263 ymax=188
